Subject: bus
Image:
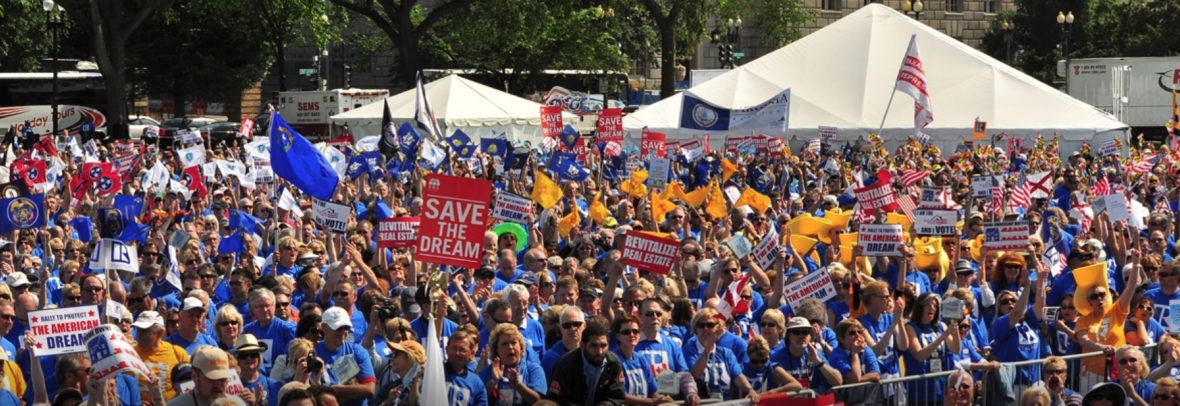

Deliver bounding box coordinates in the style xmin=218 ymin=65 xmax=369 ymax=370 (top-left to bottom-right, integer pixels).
xmin=0 ymin=70 xmax=108 ymax=137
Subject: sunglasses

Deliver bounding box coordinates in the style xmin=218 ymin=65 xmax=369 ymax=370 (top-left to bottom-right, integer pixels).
xmin=229 ymin=281 xmax=244 ymax=287
xmin=695 ymin=322 xmax=719 ymax=329
xmin=999 ymin=298 xmax=1017 ymax=305
xmin=845 ymin=329 xmax=864 ymax=336
xmin=277 ymin=302 xmax=290 ymax=307
xmin=1089 ymin=292 xmax=1107 ymax=301
xmin=235 ymin=352 xmax=261 ymax=360
xmin=219 ymin=320 xmax=240 ymax=327
xmin=958 ymin=323 xmax=970 ymax=330
xmin=1062 ymin=306 xmax=1077 ymax=310
xmin=1155 ymin=395 xmax=1177 ymax=401
xmin=332 ymin=291 xmax=351 ymax=298
xmin=749 ymin=358 xmax=769 ymax=366
xmin=643 ymin=311 xmax=663 ymax=318
xmin=0 ymin=314 xmax=13 ymax=321
xmin=618 ymin=329 xmax=640 ymax=336
xmin=789 ymin=329 xmax=810 ymax=336
xmin=1118 ymin=357 xmax=1139 ymax=365
xmin=1162 ymin=272 xmax=1179 ymax=278
xmin=66 ymin=295 xmax=82 ymax=301
xmin=128 ymin=296 xmax=145 ymax=304
xmin=1139 ymin=305 xmax=1155 ymax=312
xmin=561 ymin=321 xmax=584 ymax=329
xmin=83 ymin=287 xmax=103 ymax=293
xmin=760 ymin=322 xmax=779 ymax=328
xmin=722 ymin=268 xmax=740 ymax=274
xmin=200 ymin=274 xmax=217 ymax=280
xmin=311 ymin=328 xmax=324 ymax=336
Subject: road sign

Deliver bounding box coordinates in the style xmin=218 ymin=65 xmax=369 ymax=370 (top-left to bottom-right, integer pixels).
xmin=734 ymin=52 xmax=746 ymax=58
xmin=299 ymin=69 xmax=318 ymax=76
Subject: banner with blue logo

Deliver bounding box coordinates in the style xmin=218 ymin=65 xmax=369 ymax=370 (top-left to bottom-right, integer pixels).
xmin=679 ymin=88 xmax=792 ymax=132
xmin=0 ymin=194 xmax=46 ymax=233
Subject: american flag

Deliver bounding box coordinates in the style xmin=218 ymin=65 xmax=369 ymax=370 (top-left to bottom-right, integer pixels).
xmin=1008 ymin=174 xmax=1032 ymax=210
xmin=900 ymin=170 xmax=930 ymax=188
xmin=897 ymin=195 xmax=918 ymax=223
xmin=1156 ymin=199 xmax=1173 ymax=214
xmin=1131 ymin=153 xmax=1161 ymax=174
xmin=1093 ymin=173 xmax=1111 ymax=197
xmin=1071 ymin=193 xmax=1093 ymax=233
xmin=985 ymin=176 xmax=1005 ymax=215
xmin=913 ymin=132 xmax=931 ymax=145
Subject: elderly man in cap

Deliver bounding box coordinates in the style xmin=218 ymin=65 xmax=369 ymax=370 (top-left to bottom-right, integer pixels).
xmin=315 ymin=307 xmax=376 ymax=406
xmin=577 ymin=287 xmax=601 ymax=316
xmin=169 ymin=347 xmax=238 ymax=406
xmin=134 ymin=311 xmax=191 ymax=401
xmin=166 ymin=297 xmax=219 ymax=354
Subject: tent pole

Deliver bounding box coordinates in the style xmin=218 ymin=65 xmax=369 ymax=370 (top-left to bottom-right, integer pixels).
xmin=875 ymin=89 xmax=898 ymax=138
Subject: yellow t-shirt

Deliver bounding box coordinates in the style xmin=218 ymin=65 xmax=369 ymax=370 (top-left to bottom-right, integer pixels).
xmin=1076 ymin=305 xmax=1129 ymax=376
xmin=0 ymin=360 xmax=26 ymax=397
xmin=135 ymin=342 xmax=191 ymax=401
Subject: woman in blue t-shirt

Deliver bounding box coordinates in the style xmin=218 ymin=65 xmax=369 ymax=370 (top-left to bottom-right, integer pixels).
xmin=822 ymin=319 xmax=880 ymax=390
xmin=738 ymin=336 xmax=801 ymax=397
xmin=991 ymin=262 xmax=1048 ymax=386
xmin=611 ymin=314 xmax=673 ymax=405
xmin=902 ymin=292 xmax=960 ymax=406
xmin=1126 ymin=296 xmax=1167 ymax=346
xmin=683 ymin=308 xmax=759 ymax=402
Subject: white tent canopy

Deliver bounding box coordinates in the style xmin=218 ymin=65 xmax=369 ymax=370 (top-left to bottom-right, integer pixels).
xmin=624 ymin=4 xmax=1129 ymax=156
xmin=330 ymin=74 xmax=576 ymax=144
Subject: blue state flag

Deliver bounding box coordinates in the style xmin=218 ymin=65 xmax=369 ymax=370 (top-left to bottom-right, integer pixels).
xmin=346 ymin=155 xmax=369 ymax=179
xmin=69 ymin=216 xmax=94 ymax=242
xmin=361 ymin=151 xmax=383 ymax=177
xmin=481 ymin=138 xmax=508 ymax=157
xmin=270 ymin=112 xmax=341 ymax=201
xmin=446 ymin=130 xmax=471 ymax=151
xmin=559 ymin=125 xmax=581 ymax=150
xmin=547 ymin=152 xmax=576 ymax=173
xmin=219 ymin=230 xmax=245 ymax=255
xmin=397 ymin=123 xmax=422 ymax=157
xmin=556 ymin=158 xmax=590 ymax=182
xmin=229 ymin=209 xmax=264 ymax=236
xmin=0 ymin=194 xmax=46 ymax=234
xmin=97 ymin=206 xmax=140 ymax=242
xmin=679 ymin=92 xmax=731 ymax=131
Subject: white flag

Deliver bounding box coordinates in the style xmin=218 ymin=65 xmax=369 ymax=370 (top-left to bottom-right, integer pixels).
xmin=894 ymin=34 xmax=933 ymax=133
xmin=169 ymin=179 xmax=192 ymax=200
xmin=178 ymin=145 xmax=206 ymax=168
xmin=279 ymin=187 xmax=303 ymax=218
xmin=421 ymin=317 xmax=447 ymax=406
xmin=314 ymin=142 xmax=347 ymax=177
xmin=415 ymin=72 xmax=442 ymax=141
xmin=355 ymin=136 xmax=380 ymax=152
xmin=246 ymin=137 xmax=271 ymax=163
xmin=419 ymin=141 xmax=446 ymax=169
xmin=144 ymin=161 xmax=170 ymax=192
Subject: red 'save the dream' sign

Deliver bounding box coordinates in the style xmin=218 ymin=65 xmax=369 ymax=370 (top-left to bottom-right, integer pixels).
xmin=541 ymin=106 xmax=563 ymax=139
xmin=641 ymin=129 xmax=666 ymax=160
xmin=377 ymin=217 xmax=420 ymax=248
xmin=622 ymin=232 xmax=678 ymax=274
xmin=597 ymin=108 xmax=623 ymax=142
xmin=417 ymin=174 xmax=492 ymax=268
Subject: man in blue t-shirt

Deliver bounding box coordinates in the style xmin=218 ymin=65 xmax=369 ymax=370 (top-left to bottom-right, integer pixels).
xmin=1145 ymin=264 xmax=1180 ymax=332
xmin=164 ymin=297 xmax=218 ymax=355
xmin=315 ymin=307 xmax=378 ymax=406
xmin=444 ymin=330 xmax=487 ymax=406
xmin=242 ymin=289 xmax=297 ymax=371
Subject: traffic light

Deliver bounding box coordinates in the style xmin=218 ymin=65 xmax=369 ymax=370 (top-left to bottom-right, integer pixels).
xmin=344 ymin=64 xmax=352 ymax=89
xmin=718 ymin=44 xmax=730 ymax=68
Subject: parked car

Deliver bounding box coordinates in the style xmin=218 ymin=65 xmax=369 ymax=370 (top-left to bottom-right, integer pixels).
xmin=158 ymin=117 xmax=217 ymax=148
xmin=197 ymin=121 xmax=243 ymax=147
xmin=127 ymin=115 xmax=161 ymax=140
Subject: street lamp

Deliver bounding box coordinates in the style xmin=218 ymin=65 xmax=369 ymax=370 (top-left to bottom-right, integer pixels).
xmin=901 ymin=0 xmax=923 ymax=19
xmin=1057 ymin=11 xmax=1073 ymax=57
xmin=1002 ymin=20 xmax=1014 ymax=64
xmin=44 ymin=0 xmax=62 ymax=137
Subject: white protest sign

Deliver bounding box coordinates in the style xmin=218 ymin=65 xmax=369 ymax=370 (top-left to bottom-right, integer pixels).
xmin=251 ymin=165 xmax=275 ymax=184
xmin=914 ymin=209 xmax=959 ymax=236
xmin=724 ymin=186 xmax=741 ymax=205
xmin=942 ymin=297 xmax=967 ymax=320
xmin=723 ymin=234 xmax=753 ymax=259
xmin=1105 ymin=194 xmax=1130 ymax=222
xmin=1170 ymin=301 xmax=1180 ymax=333
xmin=226 ymin=370 xmax=248 ymax=396
xmin=752 ymin=227 xmax=780 ymax=269
xmin=648 ymin=158 xmax=670 ymax=189
xmin=180 ymin=130 xmax=202 ymax=145
xmin=86 ymin=324 xmax=154 ymax=381
xmin=491 ymin=192 xmax=532 ymax=224
xmin=857 ymin=224 xmax=904 ymax=257
xmin=88 ymin=239 xmax=140 ymax=273
xmin=1100 ymin=140 xmax=1118 ymax=156
xmin=783 ymin=269 xmax=837 ymax=309
xmin=1043 ymin=306 xmax=1060 ymax=325
xmin=312 ymin=198 xmax=351 ymax=234
xmin=28 ymin=305 xmax=101 ymax=356
xmin=983 ymin=221 xmax=1030 ymax=251
xmin=818 ymin=126 xmax=837 ymax=140
xmin=971 ymin=176 xmax=996 ymax=198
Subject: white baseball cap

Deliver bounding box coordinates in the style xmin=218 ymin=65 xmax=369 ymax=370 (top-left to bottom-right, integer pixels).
xmin=181 ymin=297 xmax=205 ymax=313
xmin=5 ymin=273 xmax=29 ymax=289
xmin=132 ymin=311 xmax=164 ymax=329
xmin=322 ymin=307 xmax=352 ymax=331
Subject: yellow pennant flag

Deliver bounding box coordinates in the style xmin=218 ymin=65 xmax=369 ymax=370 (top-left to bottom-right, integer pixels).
xmin=620 ymin=169 xmax=649 ymax=198
xmin=588 ymin=192 xmax=610 ymax=223
xmin=661 ymin=182 xmax=691 ymax=203
xmin=721 ymin=158 xmax=738 ymax=183
xmin=706 ymin=182 xmax=728 ymax=220
xmin=734 ymin=187 xmax=770 ymax=213
xmin=651 ymin=191 xmax=677 ymax=223
xmin=531 ymin=171 xmax=563 ymax=210
xmin=683 ymin=185 xmax=710 ymax=207
xmin=558 ymin=208 xmax=580 ymax=237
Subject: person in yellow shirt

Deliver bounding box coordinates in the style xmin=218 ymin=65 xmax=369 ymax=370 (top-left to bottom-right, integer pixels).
xmin=1076 ymin=249 xmax=1142 ymax=381
xmin=132 ymin=311 xmax=191 ymax=402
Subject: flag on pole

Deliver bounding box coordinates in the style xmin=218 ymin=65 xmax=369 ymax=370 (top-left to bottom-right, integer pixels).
xmin=379 ymin=99 xmax=398 ymax=157
xmin=415 ymin=72 xmax=442 ymax=141
xmin=894 ymin=34 xmax=933 ymax=134
xmin=421 ymin=317 xmax=447 ymax=406
xmin=269 ymin=112 xmax=341 ymax=201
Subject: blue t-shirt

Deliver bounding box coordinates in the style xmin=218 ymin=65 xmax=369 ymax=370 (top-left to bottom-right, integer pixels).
xmin=902 ymin=321 xmax=947 ymax=402
xmin=1048 ymin=320 xmax=1079 ymax=356
xmin=242 ymin=374 xmax=285 ymax=406
xmin=477 ymin=361 xmax=547 ymax=406
xmin=769 ymin=344 xmax=825 ymax=388
xmin=824 ymin=346 xmax=880 ymax=390
xmin=446 ymin=366 xmax=489 ymax=406
xmin=877 ymin=264 xmax=932 ymax=296
xmin=243 ymin=318 xmax=297 ymax=370
xmin=682 ymin=339 xmax=744 ymax=400
xmin=716 ymin=331 xmax=749 ymax=364
xmin=0 ymin=339 xmax=14 ymax=362
xmin=858 ymin=313 xmax=900 ymax=376
xmin=991 ymin=312 xmax=1042 ymax=385
xmin=635 ymin=331 xmax=688 ymax=373
xmin=1125 ymin=317 xmax=1168 ymax=344
xmin=740 ymin=361 xmax=782 ymax=396
xmin=613 ymin=349 xmax=658 ymax=398
xmin=314 ymin=342 xmax=378 ymax=406
xmin=1144 ymin=288 xmax=1180 ymax=332
xmin=541 ymin=342 xmax=572 ymax=374
xmin=410 ymin=316 xmax=457 ymax=349
xmin=685 ymin=282 xmax=709 ymax=310
xmin=164 ymin=332 xmax=219 ymax=355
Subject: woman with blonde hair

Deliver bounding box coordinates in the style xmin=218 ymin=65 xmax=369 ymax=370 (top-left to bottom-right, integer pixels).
xmin=825 ymin=264 xmax=851 ymax=327
xmin=1020 ymin=386 xmax=1051 ymax=406
xmin=682 ymin=307 xmax=760 ymax=402
xmin=759 ymin=308 xmax=787 ymax=351
xmin=1151 ymin=378 xmax=1180 ymax=406
xmin=478 ymin=324 xmax=546 ymax=406
xmin=214 ymin=304 xmax=245 ymax=352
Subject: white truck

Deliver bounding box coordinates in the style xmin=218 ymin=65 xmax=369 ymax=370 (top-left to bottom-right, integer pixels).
xmin=277 ymin=89 xmax=389 ymax=140
xmin=1063 ymin=56 xmax=1180 ymax=139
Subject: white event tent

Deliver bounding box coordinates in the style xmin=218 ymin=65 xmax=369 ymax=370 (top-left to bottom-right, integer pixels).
xmin=330 ymin=74 xmax=576 ymax=144
xmin=623 ymin=3 xmax=1129 ymax=156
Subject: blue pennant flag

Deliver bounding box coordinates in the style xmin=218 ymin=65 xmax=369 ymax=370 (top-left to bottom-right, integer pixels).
xmin=69 ymin=216 xmax=94 ymax=242
xmin=361 ymin=151 xmax=384 ymax=177
xmin=375 ymin=199 xmax=394 ymax=220
xmin=354 ymin=201 xmax=368 ymax=221
xmin=481 ymin=138 xmax=508 ymax=157
xmin=346 ymin=155 xmax=369 ymax=179
xmin=556 ymin=158 xmax=590 ymax=182
xmin=97 ymin=206 xmax=140 ymax=242
xmin=547 ymin=152 xmax=576 ymax=173
xmin=559 ymin=125 xmax=581 ymax=150
xmin=114 ymin=195 xmax=144 ymax=219
xmin=219 ymin=230 xmax=245 ymax=255
xmin=269 ymin=112 xmax=341 ymax=201
xmin=229 ymin=209 xmax=264 ymax=236
xmin=397 ymin=123 xmax=422 ymax=157
xmin=0 ymin=194 xmax=46 ymax=234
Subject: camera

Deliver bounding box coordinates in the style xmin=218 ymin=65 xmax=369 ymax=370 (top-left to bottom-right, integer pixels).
xmin=306 ymin=353 xmax=323 ymax=374
xmin=373 ymin=295 xmax=400 ymax=320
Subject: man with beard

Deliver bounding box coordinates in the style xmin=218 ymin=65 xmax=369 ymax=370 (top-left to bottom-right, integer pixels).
xmin=545 ymin=323 xmax=625 ymax=406
xmin=1040 ymin=356 xmax=1081 ymax=406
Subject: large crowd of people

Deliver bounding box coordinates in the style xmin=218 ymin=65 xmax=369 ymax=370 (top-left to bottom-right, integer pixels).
xmin=1 ymin=119 xmax=1178 ymax=406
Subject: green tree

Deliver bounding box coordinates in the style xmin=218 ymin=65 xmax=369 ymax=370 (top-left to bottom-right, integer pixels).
xmin=327 ymin=0 xmax=481 ymax=87
xmin=426 ymin=1 xmax=630 ymax=92
xmin=0 ymin=0 xmax=51 ymax=72
xmin=257 ymin=0 xmax=346 ymax=91
xmin=126 ymin=0 xmax=273 ymax=118
xmin=56 ymin=0 xmax=175 ymax=136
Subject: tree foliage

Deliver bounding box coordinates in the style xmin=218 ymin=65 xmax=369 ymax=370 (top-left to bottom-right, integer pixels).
xmin=0 ymin=0 xmax=52 ymax=72
xmin=256 ymin=0 xmax=347 ymax=91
